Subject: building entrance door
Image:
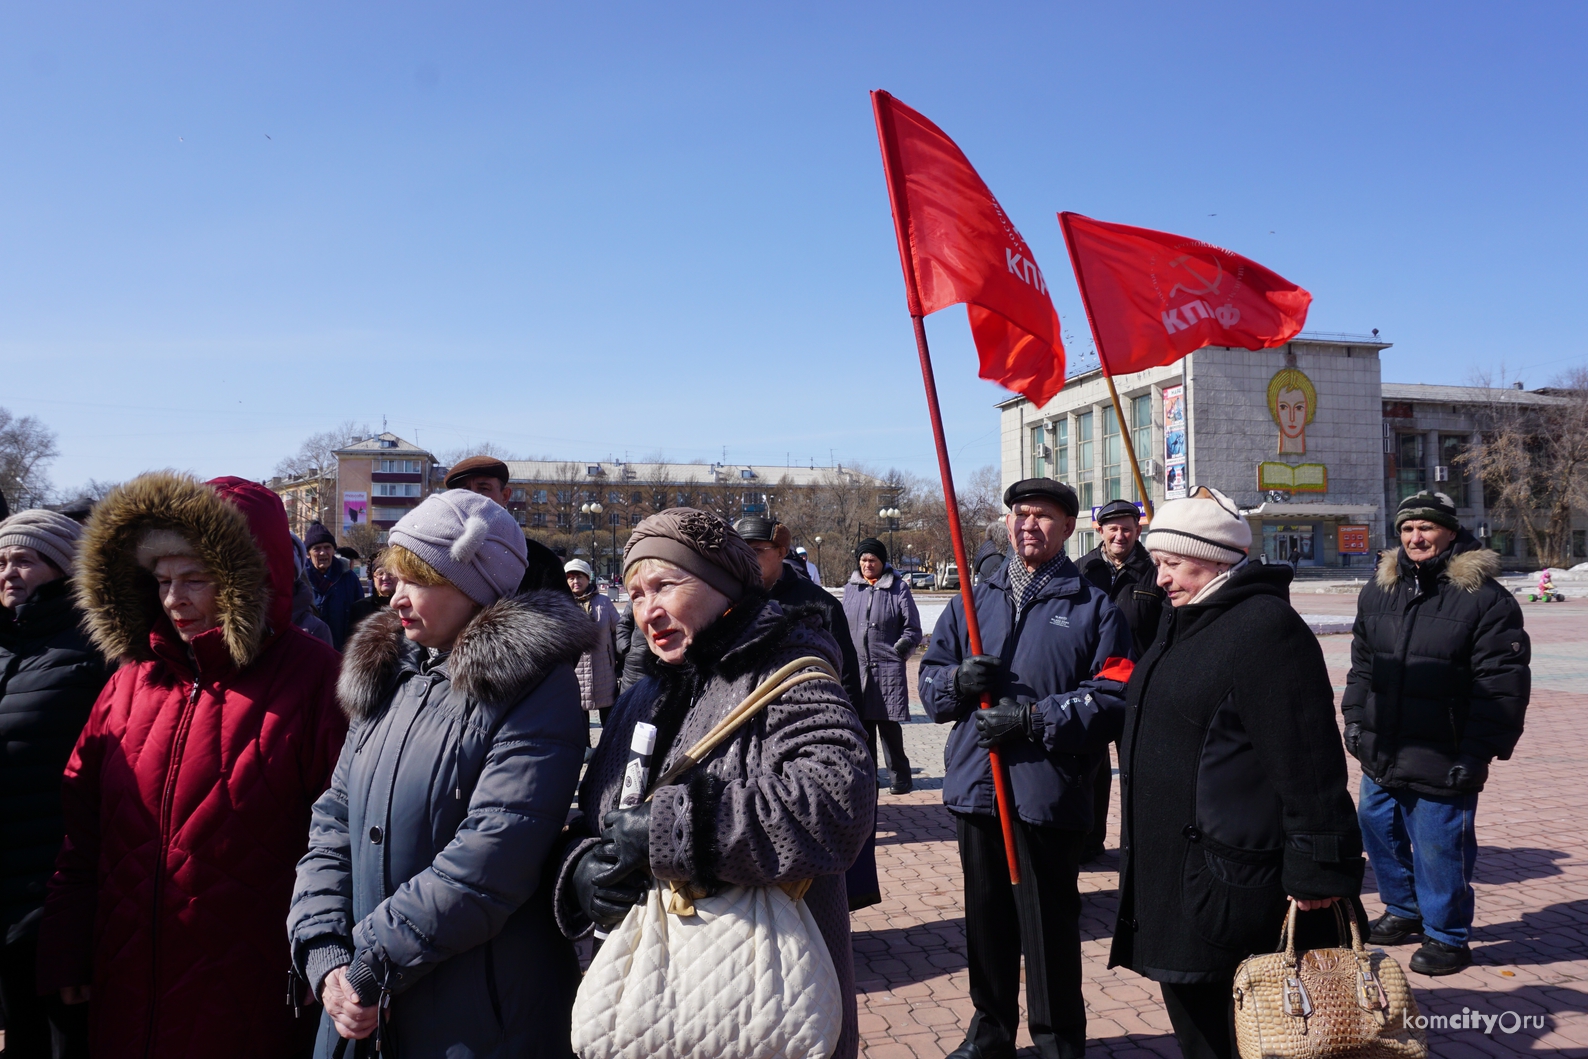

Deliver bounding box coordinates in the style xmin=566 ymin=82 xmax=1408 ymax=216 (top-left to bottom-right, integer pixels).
xmin=1263 ymin=524 xmax=1318 ymax=566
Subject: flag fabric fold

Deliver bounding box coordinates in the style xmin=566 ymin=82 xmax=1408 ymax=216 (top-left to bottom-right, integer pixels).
xmin=1058 ymin=212 xmax=1312 ymax=377
xmin=872 ymin=90 xmax=1066 ymax=406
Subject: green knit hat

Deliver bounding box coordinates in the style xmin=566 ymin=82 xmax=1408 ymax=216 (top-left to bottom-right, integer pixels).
xmin=1394 ymin=491 xmax=1459 ymax=532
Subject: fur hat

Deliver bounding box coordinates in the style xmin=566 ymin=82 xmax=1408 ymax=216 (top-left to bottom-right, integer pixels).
xmin=623 ymin=507 xmax=761 ymax=601
xmin=389 ymin=491 xmax=528 ymax=606
xmin=1394 ymin=491 xmax=1460 ymax=532
xmin=0 ymin=509 xmax=84 ymax=575
xmin=1144 ymin=486 xmax=1251 ymax=565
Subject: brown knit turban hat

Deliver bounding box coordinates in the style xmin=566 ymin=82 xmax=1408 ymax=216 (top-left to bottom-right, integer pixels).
xmin=623 ymin=507 xmax=763 ymax=601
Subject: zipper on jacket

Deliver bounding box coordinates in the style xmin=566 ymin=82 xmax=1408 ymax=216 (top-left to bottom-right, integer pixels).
xmin=143 ymin=676 xmax=204 ymax=1059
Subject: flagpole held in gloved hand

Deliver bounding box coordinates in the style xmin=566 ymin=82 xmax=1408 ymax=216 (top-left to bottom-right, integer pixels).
xmin=872 ymin=89 xmax=1022 ymax=884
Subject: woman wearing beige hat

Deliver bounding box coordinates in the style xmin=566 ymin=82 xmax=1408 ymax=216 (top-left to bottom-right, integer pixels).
xmin=0 ymin=510 xmax=107 ymax=1057
xmin=1109 ymin=486 xmax=1365 ymax=1059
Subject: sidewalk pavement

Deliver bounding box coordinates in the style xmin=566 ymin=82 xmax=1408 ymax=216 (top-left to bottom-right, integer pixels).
xmin=857 ymin=594 xmax=1588 ymax=1056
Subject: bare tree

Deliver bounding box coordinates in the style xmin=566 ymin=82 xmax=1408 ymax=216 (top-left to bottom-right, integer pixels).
xmin=275 ymin=421 xmax=373 ymax=527
xmin=343 ymin=522 xmax=383 ymax=559
xmin=439 ymin=441 xmax=519 ymax=466
xmin=1459 ymin=366 xmax=1588 ymax=567
xmin=0 ymin=407 xmax=60 ymax=509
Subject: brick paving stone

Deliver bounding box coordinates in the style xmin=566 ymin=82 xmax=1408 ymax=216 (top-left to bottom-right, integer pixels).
xmin=854 ymin=596 xmax=1588 ymax=1057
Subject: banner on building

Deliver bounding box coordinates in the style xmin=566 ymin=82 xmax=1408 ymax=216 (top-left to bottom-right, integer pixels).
xmin=1338 ymin=524 xmax=1371 ymax=554
xmin=1163 ymin=384 xmax=1188 ymax=500
xmin=342 ymin=492 xmax=368 ymax=534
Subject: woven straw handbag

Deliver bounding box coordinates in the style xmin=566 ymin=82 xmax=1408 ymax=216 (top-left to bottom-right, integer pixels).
xmin=570 ymin=657 xmax=845 ymax=1059
xmin=1233 ymin=900 xmax=1427 ymax=1059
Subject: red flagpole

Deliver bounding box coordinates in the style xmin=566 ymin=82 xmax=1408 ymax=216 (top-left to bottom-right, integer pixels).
xmin=1057 ymin=212 xmax=1155 ymax=520
xmin=873 ymin=90 xmax=1021 ymax=884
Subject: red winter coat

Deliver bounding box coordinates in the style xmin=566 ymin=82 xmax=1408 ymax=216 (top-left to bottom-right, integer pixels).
xmin=38 ymin=474 xmax=347 ymax=1059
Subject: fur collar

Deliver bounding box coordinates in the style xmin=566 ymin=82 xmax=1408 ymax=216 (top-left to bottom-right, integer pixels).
xmin=1375 ymin=544 xmax=1501 ymax=593
xmin=75 ymin=471 xmax=269 ymax=667
xmin=336 ymin=589 xmax=599 ymax=719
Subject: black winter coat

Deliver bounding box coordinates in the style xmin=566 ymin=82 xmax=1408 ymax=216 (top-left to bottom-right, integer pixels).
xmin=1111 ymin=563 xmax=1364 ymax=983
xmin=770 ymin=563 xmax=865 ymax=712
xmin=0 ymin=578 xmax=107 ymax=941
xmin=1077 ymin=542 xmax=1165 ymax=658
xmin=1341 ymin=533 xmax=1529 ymax=796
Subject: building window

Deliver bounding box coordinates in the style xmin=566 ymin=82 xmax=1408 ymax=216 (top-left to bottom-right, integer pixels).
xmin=1031 ymin=424 xmax=1048 ymax=477
xmin=556 ymin=490 xmax=572 ymax=504
xmin=1055 ymin=419 xmax=1069 ymax=480
xmin=1101 ymin=406 xmax=1123 ymax=501
xmin=1573 ymin=530 xmax=1586 ymax=558
xmin=556 ymin=512 xmax=570 ymax=528
xmin=532 ymin=489 xmax=548 ymax=504
xmin=1131 ymin=394 xmax=1152 ymax=484
xmin=378 ymin=459 xmax=421 ymax=474
xmin=1078 ymin=481 xmax=1094 ymax=513
xmin=677 ymin=491 xmax=691 ymax=506
xmin=1395 ymin=434 xmax=1426 ymax=502
xmin=630 ymin=491 xmax=643 ymax=504
xmin=373 ymin=483 xmax=421 ymax=497
xmin=514 ymin=509 xmax=527 ymax=525
xmin=607 ymin=491 xmax=623 ymax=505
xmin=1076 ymin=412 xmax=1094 ymax=488
xmin=1490 ymin=530 xmax=1513 ymax=556
xmin=609 ymin=511 xmax=622 ymax=526
xmin=1075 ymin=529 xmax=1096 ymax=556
xmin=510 ymin=488 xmax=526 ymax=502
xmin=530 ymin=512 xmax=547 ymax=528
xmin=631 ymin=512 xmax=644 ymax=526
xmin=371 ymin=506 xmax=409 ymax=522
xmin=1438 ymin=435 xmax=1470 ymax=507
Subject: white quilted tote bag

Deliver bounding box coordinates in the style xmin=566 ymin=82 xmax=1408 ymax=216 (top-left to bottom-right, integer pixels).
xmin=571 ymin=658 xmax=845 ymax=1059
xmin=571 ymin=881 xmax=842 ymax=1059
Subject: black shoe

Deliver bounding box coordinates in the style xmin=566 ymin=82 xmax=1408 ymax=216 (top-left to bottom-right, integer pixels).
xmin=1079 ymin=844 xmax=1106 ymax=864
xmin=1368 ymin=911 xmax=1424 ymax=945
xmin=889 ymin=777 xmax=913 ymax=795
xmin=945 ymin=1042 xmax=1016 ymax=1059
xmin=1409 ymin=938 xmax=1473 ymax=976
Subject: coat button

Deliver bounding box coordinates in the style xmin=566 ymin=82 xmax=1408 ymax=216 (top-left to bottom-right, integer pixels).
xmin=1130 ymin=919 xmax=1140 ymax=930
xmin=1182 ymin=825 xmax=1201 ymax=842
xmin=369 ymin=826 xmax=383 ymax=844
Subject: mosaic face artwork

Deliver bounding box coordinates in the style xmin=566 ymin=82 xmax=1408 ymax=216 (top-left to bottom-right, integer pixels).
xmin=1267 ymin=367 xmax=1317 ymax=455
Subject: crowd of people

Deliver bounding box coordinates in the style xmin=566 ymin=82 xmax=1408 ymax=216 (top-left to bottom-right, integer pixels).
xmin=0 ymin=457 xmax=1529 ymax=1059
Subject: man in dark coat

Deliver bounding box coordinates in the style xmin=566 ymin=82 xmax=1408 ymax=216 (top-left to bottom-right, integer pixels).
xmin=0 ymin=511 xmax=107 ymax=1057
xmin=1075 ymin=499 xmax=1165 ymax=861
xmin=1112 ymin=486 xmax=1365 ymax=1059
xmin=919 ymin=478 xmax=1133 ymax=1059
xmin=1343 ymin=491 xmax=1530 ymax=976
xmin=303 ymin=521 xmax=364 ymax=648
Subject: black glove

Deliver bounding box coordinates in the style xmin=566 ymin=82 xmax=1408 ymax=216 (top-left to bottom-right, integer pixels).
xmin=974 ymin=697 xmax=1032 ymax=748
xmin=1343 ymin=722 xmax=1362 ymax=759
xmin=571 ymin=844 xmax=649 ymax=929
xmin=597 ymin=803 xmax=652 ymax=884
xmin=953 ymin=654 xmax=1002 ymax=705
xmin=1447 ymin=755 xmax=1489 ymax=792
xmin=893 ymin=638 xmax=913 ymax=660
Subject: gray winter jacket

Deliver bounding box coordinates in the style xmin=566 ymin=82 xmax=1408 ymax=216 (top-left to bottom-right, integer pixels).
xmin=553 ymin=597 xmax=875 ymax=1059
xmin=287 ymin=590 xmax=596 ymax=1059
xmin=842 ymin=568 xmax=922 ymax=723
xmin=573 ymin=590 xmax=620 ymax=712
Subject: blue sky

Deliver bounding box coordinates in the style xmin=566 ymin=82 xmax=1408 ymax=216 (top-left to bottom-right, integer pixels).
xmin=3 ymin=3 xmax=1585 ymax=492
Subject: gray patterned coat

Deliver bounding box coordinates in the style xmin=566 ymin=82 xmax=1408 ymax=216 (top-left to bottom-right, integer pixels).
xmin=553 ymin=597 xmax=875 ymax=1059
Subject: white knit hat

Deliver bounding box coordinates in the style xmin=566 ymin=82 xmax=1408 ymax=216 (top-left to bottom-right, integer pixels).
xmin=389 ymin=491 xmax=528 ymax=606
xmin=1144 ymin=486 xmax=1252 ymax=565
xmin=0 ymin=509 xmax=84 ymax=575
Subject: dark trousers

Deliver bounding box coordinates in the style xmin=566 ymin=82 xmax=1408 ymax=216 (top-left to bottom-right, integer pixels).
xmin=864 ymin=720 xmax=911 ymax=783
xmin=1160 ymin=981 xmax=1235 ymax=1059
xmin=0 ymin=935 xmax=89 ymax=1059
xmin=955 ymin=812 xmax=1086 ymax=1059
xmin=1085 ymin=749 xmax=1112 ymax=854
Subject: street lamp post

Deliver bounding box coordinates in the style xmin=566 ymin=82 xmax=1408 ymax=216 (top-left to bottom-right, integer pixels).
xmin=878 ymin=507 xmax=901 ymax=560
xmin=580 ymin=501 xmax=603 ymax=577
xmin=813 ymin=536 xmax=823 ymax=585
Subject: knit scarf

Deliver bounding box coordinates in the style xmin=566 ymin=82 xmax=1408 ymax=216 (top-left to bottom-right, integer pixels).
xmin=572 ymin=582 xmax=596 ymax=615
xmin=1007 ymin=551 xmax=1067 ymax=622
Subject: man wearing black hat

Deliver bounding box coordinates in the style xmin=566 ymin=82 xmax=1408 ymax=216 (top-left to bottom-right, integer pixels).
xmin=1075 ymin=498 xmax=1165 ymax=861
xmin=1343 ymin=491 xmax=1529 ymax=976
xmin=919 ymin=478 xmax=1134 ymax=1059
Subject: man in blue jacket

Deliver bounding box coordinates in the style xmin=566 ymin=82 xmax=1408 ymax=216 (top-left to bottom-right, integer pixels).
xmin=920 ymin=478 xmax=1134 ymax=1059
xmin=303 ymin=521 xmax=364 ymax=649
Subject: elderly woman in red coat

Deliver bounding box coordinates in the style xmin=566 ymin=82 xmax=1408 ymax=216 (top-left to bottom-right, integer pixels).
xmin=37 ymin=473 xmax=347 ymax=1058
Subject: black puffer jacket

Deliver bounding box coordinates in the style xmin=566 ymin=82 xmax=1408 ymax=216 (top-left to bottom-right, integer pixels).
xmin=1341 ymin=532 xmax=1529 ymax=796
xmin=1077 ymin=542 xmax=1165 ymax=657
xmin=0 ymin=578 xmax=108 ymax=942
xmin=1110 ymin=563 xmax=1363 ymax=982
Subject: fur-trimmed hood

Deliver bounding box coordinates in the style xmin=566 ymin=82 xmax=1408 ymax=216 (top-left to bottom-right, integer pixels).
xmin=1375 ymin=531 xmax=1501 ymax=593
xmin=74 ymin=472 xmax=295 ymax=669
xmin=336 ymin=589 xmax=600 ymax=719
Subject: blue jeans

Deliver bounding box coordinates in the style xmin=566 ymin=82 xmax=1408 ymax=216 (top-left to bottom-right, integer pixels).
xmin=1358 ymin=775 xmax=1478 ymax=947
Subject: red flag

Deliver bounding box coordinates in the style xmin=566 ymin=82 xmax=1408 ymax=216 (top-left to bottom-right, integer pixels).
xmin=872 ymin=91 xmax=1066 ymax=406
xmin=1058 ymin=212 xmax=1311 ymax=377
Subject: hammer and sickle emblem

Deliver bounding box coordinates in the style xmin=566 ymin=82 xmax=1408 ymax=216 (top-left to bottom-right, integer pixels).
xmin=1166 ymin=253 xmax=1224 ymax=299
